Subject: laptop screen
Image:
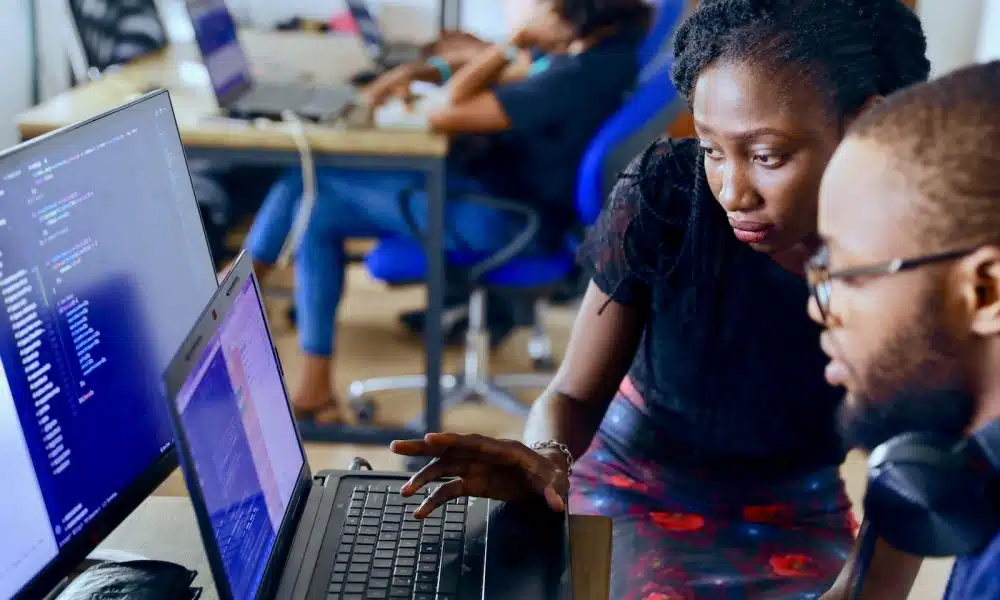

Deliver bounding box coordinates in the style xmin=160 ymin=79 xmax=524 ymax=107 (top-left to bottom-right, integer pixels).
xmin=186 ymin=0 xmax=252 ymax=100
xmin=173 ymin=277 xmax=303 ymax=600
xmin=344 ymin=0 xmax=384 ymax=58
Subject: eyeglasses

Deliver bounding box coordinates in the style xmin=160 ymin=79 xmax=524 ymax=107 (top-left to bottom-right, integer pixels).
xmin=805 ymin=246 xmax=978 ymax=323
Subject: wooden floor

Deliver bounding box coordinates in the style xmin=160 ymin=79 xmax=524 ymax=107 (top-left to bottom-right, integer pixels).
xmin=151 ymin=262 xmax=951 ymax=599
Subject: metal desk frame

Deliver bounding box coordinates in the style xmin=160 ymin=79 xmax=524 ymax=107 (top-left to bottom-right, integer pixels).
xmin=185 ymin=146 xmax=446 ymax=446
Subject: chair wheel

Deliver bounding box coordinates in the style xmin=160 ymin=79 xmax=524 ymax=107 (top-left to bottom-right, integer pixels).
xmin=533 ymin=356 xmax=557 ymax=372
xmin=286 ymin=305 xmax=297 ymax=326
xmin=350 ymin=396 xmax=377 ymax=425
xmin=405 ymin=456 xmax=432 ymax=472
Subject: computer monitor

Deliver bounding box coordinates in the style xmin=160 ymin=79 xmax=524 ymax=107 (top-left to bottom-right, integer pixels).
xmin=185 ymin=0 xmax=254 ymax=104
xmin=0 ymin=90 xmax=217 ymax=600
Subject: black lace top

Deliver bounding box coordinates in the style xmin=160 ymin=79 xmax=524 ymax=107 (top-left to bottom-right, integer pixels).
xmin=578 ymin=138 xmax=844 ymax=476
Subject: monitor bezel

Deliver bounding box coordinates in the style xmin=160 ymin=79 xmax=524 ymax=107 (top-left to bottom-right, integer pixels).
xmin=162 ymin=250 xmax=314 ymax=600
xmin=8 ymin=89 xmax=219 ymax=600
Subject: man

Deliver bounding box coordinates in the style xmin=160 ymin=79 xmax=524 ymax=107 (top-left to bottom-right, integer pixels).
xmin=810 ymin=60 xmax=1000 ymax=598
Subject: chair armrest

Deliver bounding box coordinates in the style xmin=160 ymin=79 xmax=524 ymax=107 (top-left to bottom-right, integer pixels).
xmin=396 ymin=190 xmax=542 ymax=282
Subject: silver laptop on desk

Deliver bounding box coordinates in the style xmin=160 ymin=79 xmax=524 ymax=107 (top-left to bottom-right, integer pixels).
xmin=345 ymin=0 xmax=423 ymax=70
xmin=163 ymin=251 xmax=573 ymax=600
xmin=185 ymin=0 xmax=357 ymax=122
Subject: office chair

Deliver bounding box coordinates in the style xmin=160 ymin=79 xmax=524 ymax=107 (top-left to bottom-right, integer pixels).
xmin=65 ymin=0 xmax=168 ymax=82
xmin=347 ymin=0 xmax=687 ymax=427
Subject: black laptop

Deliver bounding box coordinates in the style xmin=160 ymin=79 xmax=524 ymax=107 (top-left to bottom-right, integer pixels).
xmin=345 ymin=0 xmax=423 ymax=71
xmin=185 ymin=0 xmax=357 ymax=122
xmin=162 ymin=251 xmax=574 ymax=600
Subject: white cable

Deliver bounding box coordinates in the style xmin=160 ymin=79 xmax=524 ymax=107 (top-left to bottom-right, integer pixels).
xmin=276 ymin=110 xmax=317 ymax=269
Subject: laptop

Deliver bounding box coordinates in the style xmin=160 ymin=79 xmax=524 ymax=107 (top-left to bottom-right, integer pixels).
xmin=185 ymin=0 xmax=357 ymax=122
xmin=163 ymin=251 xmax=574 ymax=600
xmin=345 ymin=0 xmax=423 ymax=71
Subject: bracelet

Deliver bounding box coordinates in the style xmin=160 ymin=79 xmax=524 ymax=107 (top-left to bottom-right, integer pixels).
xmin=530 ymin=440 xmax=574 ymax=475
xmin=426 ymin=56 xmax=452 ymax=83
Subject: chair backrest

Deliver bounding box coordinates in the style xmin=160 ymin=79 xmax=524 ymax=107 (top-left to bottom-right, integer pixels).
xmin=575 ymin=0 xmax=686 ymax=225
xmin=67 ymin=0 xmax=168 ymax=75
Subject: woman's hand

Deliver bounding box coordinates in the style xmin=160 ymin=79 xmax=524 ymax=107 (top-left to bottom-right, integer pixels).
xmin=361 ymin=65 xmax=418 ymax=108
xmin=389 ymin=432 xmax=570 ymax=518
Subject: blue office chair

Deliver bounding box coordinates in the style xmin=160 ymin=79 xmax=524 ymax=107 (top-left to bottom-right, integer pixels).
xmin=348 ymin=2 xmax=686 ymax=424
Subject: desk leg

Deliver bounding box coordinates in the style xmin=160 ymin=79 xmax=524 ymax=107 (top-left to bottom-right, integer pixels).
xmin=423 ymin=162 xmax=445 ymax=435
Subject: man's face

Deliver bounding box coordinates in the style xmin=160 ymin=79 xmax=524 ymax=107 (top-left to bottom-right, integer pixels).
xmin=811 ymin=138 xmax=975 ymax=451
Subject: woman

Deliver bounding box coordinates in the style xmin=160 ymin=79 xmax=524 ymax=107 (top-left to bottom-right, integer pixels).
xmin=243 ymin=0 xmax=650 ymax=424
xmin=390 ymin=0 xmax=930 ymax=597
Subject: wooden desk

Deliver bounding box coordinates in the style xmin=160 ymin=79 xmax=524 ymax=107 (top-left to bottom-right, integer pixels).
xmin=16 ymin=31 xmax=447 ymax=158
xmin=16 ymin=31 xmax=451 ymax=448
xmin=98 ymin=496 xmax=612 ymax=600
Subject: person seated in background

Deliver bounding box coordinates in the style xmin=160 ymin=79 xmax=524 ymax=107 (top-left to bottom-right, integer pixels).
xmin=808 ymin=60 xmax=1000 ymax=600
xmin=242 ymin=0 xmax=652 ymax=424
xmin=389 ymin=1 xmax=930 ymax=597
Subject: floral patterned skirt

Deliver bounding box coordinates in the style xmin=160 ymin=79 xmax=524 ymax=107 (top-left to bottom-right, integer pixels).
xmin=568 ymin=378 xmax=857 ymax=600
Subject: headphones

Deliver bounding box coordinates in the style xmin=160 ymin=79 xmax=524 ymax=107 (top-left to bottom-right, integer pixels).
xmin=863 ymin=418 xmax=1000 ymax=557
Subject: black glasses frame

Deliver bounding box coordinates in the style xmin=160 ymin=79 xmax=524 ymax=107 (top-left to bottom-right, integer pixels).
xmin=806 ymin=247 xmax=979 ymax=322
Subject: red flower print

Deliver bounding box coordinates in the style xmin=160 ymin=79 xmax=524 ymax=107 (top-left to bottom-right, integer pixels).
xmin=623 ymin=581 xmax=687 ymax=600
xmin=649 ymin=511 xmax=705 ymax=532
xmin=769 ymin=553 xmax=820 ymax=578
xmin=606 ymin=474 xmax=649 ymax=492
xmin=743 ymin=504 xmax=792 ymax=524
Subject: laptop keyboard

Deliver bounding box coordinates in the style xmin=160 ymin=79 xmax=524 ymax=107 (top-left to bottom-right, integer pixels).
xmin=328 ymin=483 xmax=469 ymax=600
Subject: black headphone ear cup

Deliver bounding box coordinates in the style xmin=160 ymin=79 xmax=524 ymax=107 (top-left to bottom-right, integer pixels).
xmin=864 ymin=432 xmax=1000 ymax=557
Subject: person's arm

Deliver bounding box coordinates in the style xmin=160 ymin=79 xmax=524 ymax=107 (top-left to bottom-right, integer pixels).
xmin=446 ymin=44 xmax=520 ymax=105
xmin=523 ymin=282 xmax=647 ymax=463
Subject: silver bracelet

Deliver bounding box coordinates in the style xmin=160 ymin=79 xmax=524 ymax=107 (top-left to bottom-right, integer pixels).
xmin=530 ymin=440 xmax=574 ymax=475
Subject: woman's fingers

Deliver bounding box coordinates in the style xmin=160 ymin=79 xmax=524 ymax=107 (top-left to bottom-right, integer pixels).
xmin=414 ymin=479 xmax=467 ymax=518
xmin=401 ymin=456 xmax=471 ymax=496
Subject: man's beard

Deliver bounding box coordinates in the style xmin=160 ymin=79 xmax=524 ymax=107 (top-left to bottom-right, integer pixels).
xmin=837 ymin=298 xmax=975 ymax=452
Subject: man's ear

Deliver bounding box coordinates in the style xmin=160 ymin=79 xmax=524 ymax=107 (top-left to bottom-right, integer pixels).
xmin=964 ymin=246 xmax=1000 ymax=336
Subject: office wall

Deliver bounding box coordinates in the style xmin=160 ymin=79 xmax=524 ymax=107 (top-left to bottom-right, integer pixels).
xmin=918 ymin=0 xmax=985 ymax=77
xmin=978 ymin=0 xmax=1000 ymax=62
xmin=0 ymin=1 xmax=32 ymax=149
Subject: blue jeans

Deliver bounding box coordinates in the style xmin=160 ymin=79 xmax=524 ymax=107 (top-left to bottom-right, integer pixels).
xmin=246 ymin=168 xmax=528 ymax=356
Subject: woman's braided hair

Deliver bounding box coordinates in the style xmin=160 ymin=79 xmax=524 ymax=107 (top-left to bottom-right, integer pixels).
xmin=671 ymin=0 xmax=930 ymax=116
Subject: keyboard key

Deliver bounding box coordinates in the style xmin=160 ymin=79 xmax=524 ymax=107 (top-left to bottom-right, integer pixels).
xmin=384 ymin=505 xmax=403 ymax=516
xmin=395 ymin=557 xmax=416 ymax=567
xmin=414 ymin=595 xmax=434 ymax=600
xmin=371 ymin=569 xmax=391 ymax=579
xmin=402 ymin=521 xmax=420 ymax=532
xmin=397 ymin=548 xmax=416 ymax=558
xmin=399 ymin=539 xmax=419 ymax=549
xmin=328 ymin=583 xmax=343 ymax=593
xmin=443 ymin=532 xmax=462 ymax=543
xmin=394 ymin=566 xmax=414 ymax=577
xmin=417 ymin=563 xmax=438 ymax=574
xmin=379 ymin=532 xmax=399 ymax=542
xmin=333 ymin=564 xmax=347 ymax=573
xmin=443 ymin=523 xmax=463 ymax=532
xmin=361 ymin=517 xmax=380 ymax=527
xmin=348 ymin=508 xmax=362 ymax=518
xmin=374 ymin=549 xmax=394 ymax=560
xmin=345 ymin=517 xmax=360 ymax=526
xmin=355 ymin=544 xmax=374 ymax=555
xmin=422 ymin=525 xmax=441 ymax=535
xmin=357 ymin=535 xmax=376 ymax=545
xmin=347 ymin=573 xmax=367 ymax=584
xmin=381 ymin=523 xmax=400 ymax=532
xmin=349 ymin=563 xmax=368 ymax=573
xmin=373 ymin=559 xmax=393 ymax=569
xmin=377 ymin=540 xmax=396 ymax=551
xmin=415 ymin=582 xmax=436 ymax=593
xmin=365 ymin=590 xmax=387 ymax=599
xmin=420 ymin=542 xmax=440 ymax=554
xmin=366 ymin=493 xmax=386 ymax=508
xmin=344 ymin=584 xmax=365 ymax=594
xmin=444 ymin=513 xmax=464 ymax=523
xmin=331 ymin=572 xmax=346 ymax=583
xmin=421 ymin=535 xmax=440 ymax=544
xmin=360 ymin=526 xmax=379 ymax=536
xmin=401 ymin=530 xmax=420 ymax=540
xmin=391 ymin=576 xmax=413 ymax=588
xmin=418 ymin=554 xmax=438 ymax=565
xmin=388 ymin=587 xmax=410 ymax=598
xmin=368 ymin=576 xmax=389 ymax=587
xmin=415 ymin=572 xmax=436 ymax=584
xmin=343 ymin=526 xmax=358 ymax=535
xmin=336 ymin=552 xmax=351 ymax=563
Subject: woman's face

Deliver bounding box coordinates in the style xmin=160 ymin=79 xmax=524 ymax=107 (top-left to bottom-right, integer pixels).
xmin=692 ymin=60 xmax=845 ymax=253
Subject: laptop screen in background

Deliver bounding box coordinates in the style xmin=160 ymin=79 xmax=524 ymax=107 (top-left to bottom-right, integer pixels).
xmin=174 ymin=278 xmax=304 ymax=600
xmin=344 ymin=0 xmax=384 ymax=58
xmin=186 ymin=0 xmax=252 ymax=100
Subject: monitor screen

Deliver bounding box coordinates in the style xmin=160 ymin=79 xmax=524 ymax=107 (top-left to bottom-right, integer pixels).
xmin=173 ymin=277 xmax=303 ymax=600
xmin=186 ymin=0 xmax=252 ymax=100
xmin=0 ymin=92 xmax=217 ymax=599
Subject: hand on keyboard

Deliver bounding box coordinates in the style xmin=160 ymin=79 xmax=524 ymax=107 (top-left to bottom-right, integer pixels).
xmin=389 ymin=433 xmax=569 ymax=518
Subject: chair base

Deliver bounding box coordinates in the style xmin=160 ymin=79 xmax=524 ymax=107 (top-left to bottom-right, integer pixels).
xmin=347 ymin=289 xmax=556 ymax=427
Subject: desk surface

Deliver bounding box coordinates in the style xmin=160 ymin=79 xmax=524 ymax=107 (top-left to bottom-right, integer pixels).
xmin=17 ymin=31 xmax=448 ymax=158
xmin=99 ymin=496 xmax=611 ymax=600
